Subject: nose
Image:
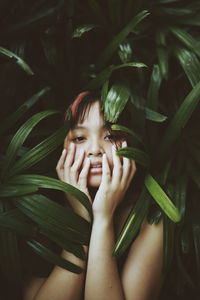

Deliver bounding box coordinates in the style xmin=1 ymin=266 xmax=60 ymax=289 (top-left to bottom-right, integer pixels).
xmin=87 ymin=138 xmax=104 ymax=157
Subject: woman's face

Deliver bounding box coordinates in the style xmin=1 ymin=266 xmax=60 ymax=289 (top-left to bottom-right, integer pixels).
xmin=64 ymin=101 xmax=124 ymax=187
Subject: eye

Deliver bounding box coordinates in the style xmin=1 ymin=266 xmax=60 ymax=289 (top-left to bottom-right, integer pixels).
xmin=72 ymin=136 xmax=85 ymax=143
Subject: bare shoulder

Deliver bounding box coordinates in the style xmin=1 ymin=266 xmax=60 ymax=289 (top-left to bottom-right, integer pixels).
xmin=23 ymin=277 xmax=46 ymax=300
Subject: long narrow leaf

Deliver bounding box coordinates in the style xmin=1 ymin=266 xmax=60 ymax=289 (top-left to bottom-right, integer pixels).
xmin=6 ymin=125 xmax=69 ymax=178
xmin=103 ymin=81 xmax=130 ymax=122
xmin=8 ymin=174 xmax=92 ymax=219
xmin=117 ymin=147 xmax=149 ymax=167
xmin=157 ymin=80 xmax=200 ymax=159
xmin=95 ymin=10 xmax=149 ymax=70
xmin=2 ymin=110 xmax=59 ymax=177
xmin=113 ymin=188 xmax=150 ymax=258
xmin=0 ymin=46 xmax=34 ymax=75
xmin=27 ymin=240 xmax=83 ymax=274
xmin=0 ymin=87 xmax=51 ymax=135
xmin=174 ymin=47 xmax=200 ymax=87
xmin=144 ymin=175 xmax=181 ymax=222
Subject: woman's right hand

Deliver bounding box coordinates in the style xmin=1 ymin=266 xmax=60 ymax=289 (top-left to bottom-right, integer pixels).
xmin=56 ymin=142 xmax=92 ymax=222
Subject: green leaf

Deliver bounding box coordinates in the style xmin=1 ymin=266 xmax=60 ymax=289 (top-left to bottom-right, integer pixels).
xmin=95 ymin=10 xmax=150 ymax=70
xmin=27 ymin=240 xmax=83 ymax=274
xmin=103 ymin=81 xmax=130 ymax=123
xmin=0 ymin=212 xmax=37 ymax=237
xmin=0 ymin=184 xmax=38 ymax=197
xmin=0 ymin=46 xmax=34 ymax=75
xmin=145 ymin=108 xmax=167 ymax=122
xmin=86 ymin=62 xmax=146 ymax=89
xmin=157 ymin=80 xmax=200 ymax=159
xmin=72 ymin=24 xmax=97 ymax=38
xmin=117 ymin=146 xmax=150 ymax=167
xmin=147 ymin=64 xmax=162 ymax=110
xmin=111 ymin=124 xmax=143 ymax=144
xmin=8 ymin=174 xmax=92 ymax=219
xmin=6 ymin=125 xmax=69 ymax=178
xmin=144 ymin=175 xmax=181 ymax=222
xmin=118 ymin=42 xmax=132 ymax=63
xmin=0 ymin=87 xmax=51 ymax=135
xmin=174 ymin=175 xmax=187 ymax=219
xmin=157 ymin=46 xmax=169 ymax=80
xmin=163 ymin=216 xmax=175 ymax=273
xmin=170 ymin=27 xmax=200 ymax=58
xmin=113 ymin=188 xmax=150 ymax=258
xmin=13 ymin=194 xmax=90 ymax=245
xmin=173 ymin=47 xmax=200 ymax=87
xmin=1 ymin=110 xmax=59 ymax=178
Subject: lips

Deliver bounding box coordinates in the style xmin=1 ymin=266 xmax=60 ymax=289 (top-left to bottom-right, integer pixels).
xmin=90 ymin=162 xmax=102 ymax=174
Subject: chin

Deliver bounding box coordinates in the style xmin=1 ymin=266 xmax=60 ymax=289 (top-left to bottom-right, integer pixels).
xmin=88 ymin=174 xmax=102 ymax=188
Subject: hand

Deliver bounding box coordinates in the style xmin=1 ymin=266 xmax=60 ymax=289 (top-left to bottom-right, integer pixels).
xmin=56 ymin=143 xmax=92 ymax=222
xmin=92 ymin=141 xmax=136 ymax=220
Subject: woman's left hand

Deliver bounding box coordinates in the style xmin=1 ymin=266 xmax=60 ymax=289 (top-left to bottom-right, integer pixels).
xmin=92 ymin=141 xmax=136 ymax=220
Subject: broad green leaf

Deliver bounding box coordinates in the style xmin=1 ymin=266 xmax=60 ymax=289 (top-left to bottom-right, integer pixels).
xmin=8 ymin=174 xmax=92 ymax=219
xmin=113 ymin=188 xmax=150 ymax=258
xmin=0 ymin=184 xmax=38 ymax=197
xmin=86 ymin=62 xmax=146 ymax=89
xmin=6 ymin=125 xmax=69 ymax=178
xmin=95 ymin=10 xmax=149 ymax=70
xmin=13 ymin=194 xmax=90 ymax=245
xmin=111 ymin=124 xmax=143 ymax=144
xmin=117 ymin=147 xmax=149 ymax=167
xmin=0 ymin=46 xmax=34 ymax=75
xmin=27 ymin=240 xmax=83 ymax=274
xmin=103 ymin=81 xmax=130 ymax=122
xmin=174 ymin=47 xmax=200 ymax=87
xmin=145 ymin=108 xmax=167 ymax=122
xmin=2 ymin=110 xmax=59 ymax=177
xmin=72 ymin=24 xmax=97 ymax=38
xmin=0 ymin=87 xmax=51 ymax=135
xmin=147 ymin=64 xmax=162 ymax=110
xmin=157 ymin=80 xmax=200 ymax=159
xmin=170 ymin=27 xmax=200 ymax=58
xmin=144 ymin=175 xmax=181 ymax=222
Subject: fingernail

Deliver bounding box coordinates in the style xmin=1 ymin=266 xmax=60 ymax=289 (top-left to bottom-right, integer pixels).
xmin=62 ymin=149 xmax=66 ymax=154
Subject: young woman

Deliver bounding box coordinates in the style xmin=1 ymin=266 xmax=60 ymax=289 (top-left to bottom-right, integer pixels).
xmin=24 ymin=91 xmax=164 ymax=300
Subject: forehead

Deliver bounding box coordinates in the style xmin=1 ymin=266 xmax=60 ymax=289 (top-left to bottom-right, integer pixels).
xmin=75 ymin=101 xmax=105 ymax=128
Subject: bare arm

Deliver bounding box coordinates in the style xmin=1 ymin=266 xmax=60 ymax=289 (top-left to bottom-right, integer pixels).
xmin=85 ymin=142 xmax=136 ymax=300
xmin=24 ymin=247 xmax=88 ymax=300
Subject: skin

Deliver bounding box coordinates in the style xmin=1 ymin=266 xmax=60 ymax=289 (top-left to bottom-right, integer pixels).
xmin=23 ymin=100 xmax=163 ymax=300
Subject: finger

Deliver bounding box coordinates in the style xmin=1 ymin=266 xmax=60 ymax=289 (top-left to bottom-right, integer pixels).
xmin=56 ymin=148 xmax=67 ymax=170
xmin=70 ymin=149 xmax=85 ymax=183
xmin=101 ymin=153 xmax=111 ymax=184
xmin=120 ymin=141 xmax=131 ymax=184
xmin=127 ymin=159 xmax=137 ymax=185
xmin=64 ymin=143 xmax=76 ymax=182
xmin=112 ymin=144 xmax=123 ymax=186
xmin=79 ymin=157 xmax=91 ymax=187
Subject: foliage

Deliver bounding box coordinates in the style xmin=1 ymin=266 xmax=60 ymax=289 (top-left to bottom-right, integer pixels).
xmin=0 ymin=0 xmax=200 ymax=299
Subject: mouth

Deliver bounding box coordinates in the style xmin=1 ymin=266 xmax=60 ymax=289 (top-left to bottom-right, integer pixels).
xmin=90 ymin=164 xmax=102 ymax=174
